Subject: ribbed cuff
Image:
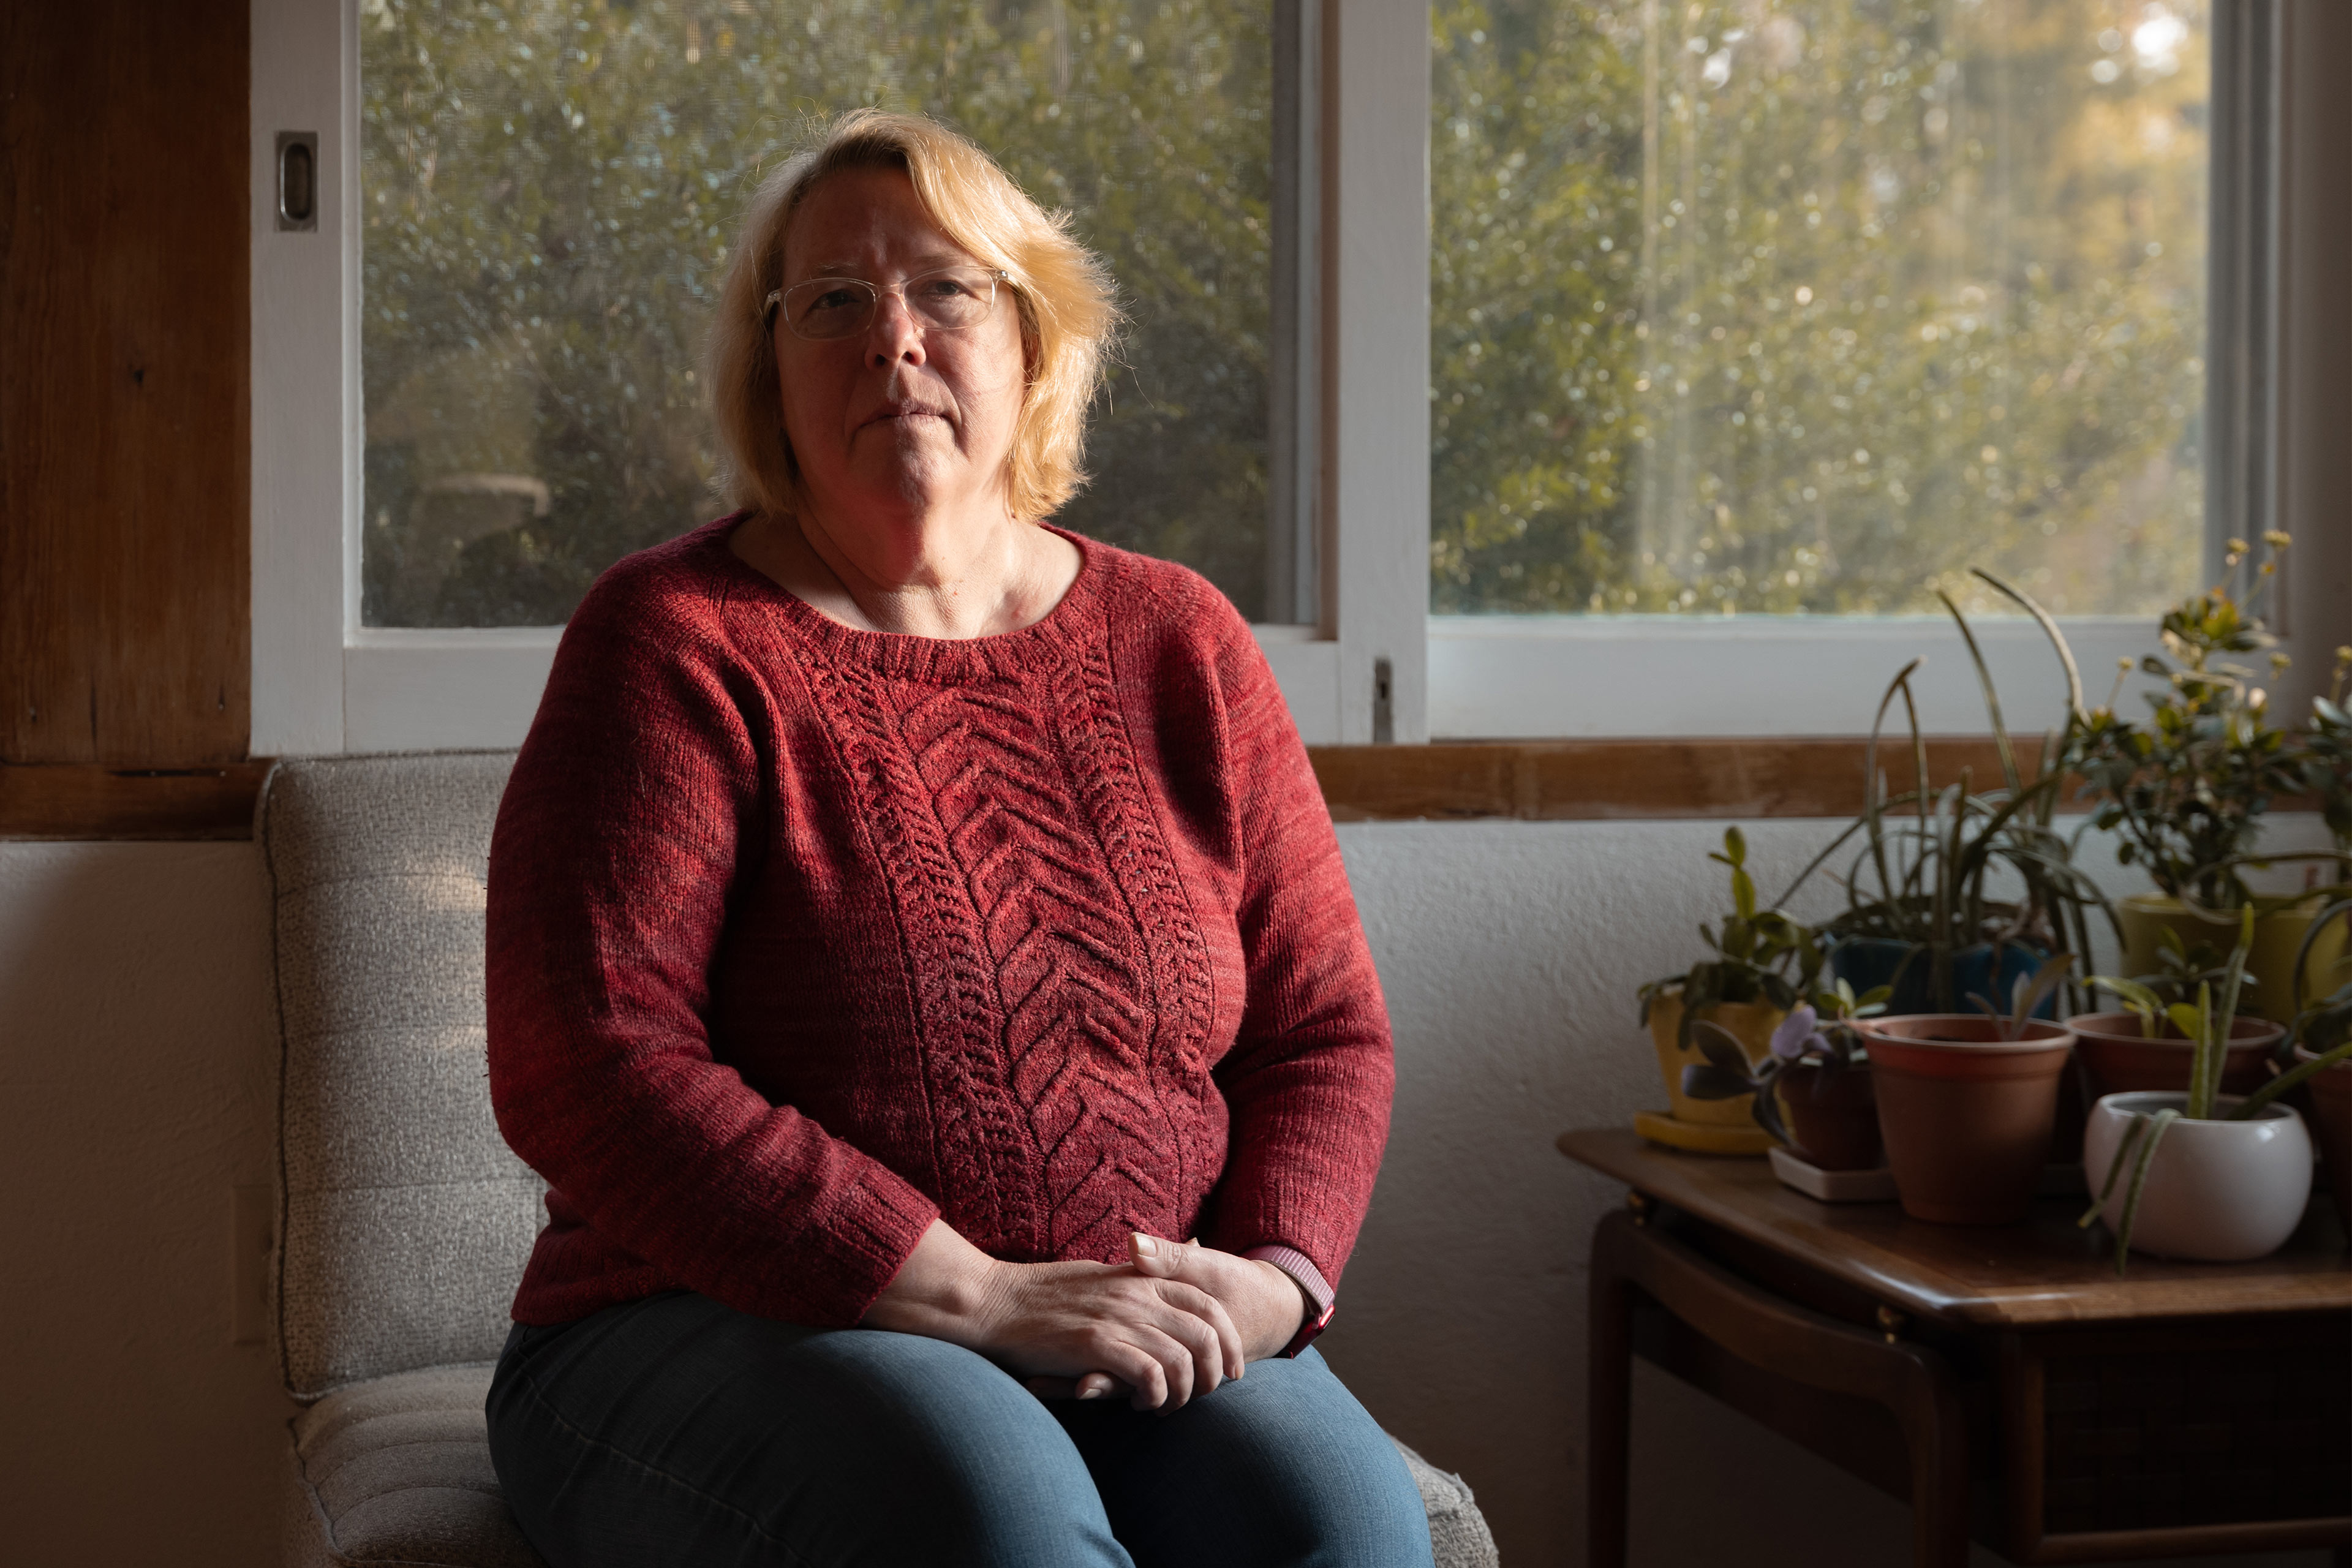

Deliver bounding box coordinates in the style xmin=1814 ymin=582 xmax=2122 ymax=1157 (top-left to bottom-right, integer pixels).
xmin=1243 ymin=1243 xmax=1336 ymax=1358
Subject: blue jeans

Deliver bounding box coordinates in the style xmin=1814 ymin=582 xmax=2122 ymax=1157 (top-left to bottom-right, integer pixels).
xmin=486 ymin=1291 xmax=1437 ymax=1568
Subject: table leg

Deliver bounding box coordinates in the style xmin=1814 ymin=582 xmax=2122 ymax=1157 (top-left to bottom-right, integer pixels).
xmin=1587 ymin=1207 xmax=1636 ymax=1567
xmin=1588 ymin=1205 xmax=1970 ymax=1568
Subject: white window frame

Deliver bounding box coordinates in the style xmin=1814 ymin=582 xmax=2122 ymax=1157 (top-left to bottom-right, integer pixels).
xmin=251 ymin=0 xmax=2283 ymax=757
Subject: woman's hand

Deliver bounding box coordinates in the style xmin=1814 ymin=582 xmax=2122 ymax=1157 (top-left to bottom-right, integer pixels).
xmin=861 ymin=1220 xmax=1242 ymax=1411
xmin=1030 ymin=1232 xmax=1310 ymax=1403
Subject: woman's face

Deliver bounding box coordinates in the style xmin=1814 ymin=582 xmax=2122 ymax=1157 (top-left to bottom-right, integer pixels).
xmin=774 ymin=167 xmax=1029 ymax=528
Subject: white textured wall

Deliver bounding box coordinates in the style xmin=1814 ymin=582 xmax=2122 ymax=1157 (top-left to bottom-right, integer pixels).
xmin=0 ymin=821 xmax=2334 ymax=1567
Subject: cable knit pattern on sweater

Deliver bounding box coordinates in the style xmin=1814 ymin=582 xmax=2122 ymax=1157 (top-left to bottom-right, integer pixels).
xmin=486 ymin=516 xmax=1393 ymax=1329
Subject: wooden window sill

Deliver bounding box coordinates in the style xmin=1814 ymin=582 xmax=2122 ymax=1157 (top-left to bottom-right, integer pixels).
xmin=1308 ymin=737 xmax=2079 ymax=822
xmin=0 ymin=737 xmax=2083 ymax=840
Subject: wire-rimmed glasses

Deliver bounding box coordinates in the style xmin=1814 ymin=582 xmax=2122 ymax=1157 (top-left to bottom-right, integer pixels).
xmin=762 ymin=265 xmax=1011 ymax=342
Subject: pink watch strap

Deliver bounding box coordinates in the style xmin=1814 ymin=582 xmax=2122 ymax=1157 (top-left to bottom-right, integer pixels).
xmin=1243 ymin=1244 xmax=1336 ymax=1358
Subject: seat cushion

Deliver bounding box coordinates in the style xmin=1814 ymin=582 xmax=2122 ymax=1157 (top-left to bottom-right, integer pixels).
xmin=286 ymin=1363 xmax=1499 ymax=1568
xmin=283 ymin=1365 xmax=545 ymax=1568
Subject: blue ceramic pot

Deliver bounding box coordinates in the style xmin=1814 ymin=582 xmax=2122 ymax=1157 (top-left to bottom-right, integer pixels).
xmin=1830 ymin=937 xmax=2057 ymax=1020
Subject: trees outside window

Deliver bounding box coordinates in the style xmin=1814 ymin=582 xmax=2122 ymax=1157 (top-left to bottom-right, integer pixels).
xmin=359 ymin=0 xmax=1276 ymax=627
xmin=1430 ymin=0 xmax=2208 ymax=619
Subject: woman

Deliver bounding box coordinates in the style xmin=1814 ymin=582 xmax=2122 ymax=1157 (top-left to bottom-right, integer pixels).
xmin=483 ymin=108 xmax=1429 ymax=1568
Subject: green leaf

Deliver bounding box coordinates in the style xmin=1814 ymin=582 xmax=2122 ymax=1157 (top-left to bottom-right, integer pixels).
xmin=2165 ymin=1002 xmax=2204 ymax=1044
xmin=1722 ymin=918 xmax=1755 ymax=961
xmin=2229 ymin=1038 xmax=2352 ymax=1118
xmin=1732 ymin=866 xmax=1758 ymax=920
xmin=2011 ymin=951 xmax=2075 ymax=1028
xmin=2089 ymin=976 xmax=2164 ymax=1026
xmin=1724 ymin=825 xmax=1747 ymax=868
xmin=2082 ymin=1112 xmax=2149 ymax=1227
xmin=2112 ymin=1109 xmax=2180 ymax=1275
xmin=1691 ymin=1022 xmax=1754 ymax=1076
xmin=1681 ymin=1063 xmax=1756 ymax=1101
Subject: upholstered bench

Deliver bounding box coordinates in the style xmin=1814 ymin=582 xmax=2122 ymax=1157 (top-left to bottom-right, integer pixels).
xmin=263 ymin=753 xmax=1498 ymax=1568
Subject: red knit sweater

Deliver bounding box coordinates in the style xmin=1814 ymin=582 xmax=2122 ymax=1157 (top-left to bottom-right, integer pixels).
xmin=486 ymin=516 xmax=1394 ymax=1329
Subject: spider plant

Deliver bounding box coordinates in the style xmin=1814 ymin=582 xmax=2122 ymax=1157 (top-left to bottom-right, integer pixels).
xmin=1775 ymin=572 xmax=2117 ymax=1015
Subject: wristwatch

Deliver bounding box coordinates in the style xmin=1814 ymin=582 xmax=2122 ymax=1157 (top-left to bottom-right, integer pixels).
xmin=1243 ymin=1243 xmax=1336 ymax=1359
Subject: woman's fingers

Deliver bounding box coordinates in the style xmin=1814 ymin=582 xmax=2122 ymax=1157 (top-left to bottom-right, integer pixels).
xmin=972 ymin=1254 xmax=1246 ymax=1409
xmin=1127 ymin=1232 xmax=1267 ymax=1374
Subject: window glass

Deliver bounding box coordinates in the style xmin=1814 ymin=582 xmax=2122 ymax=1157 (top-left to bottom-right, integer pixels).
xmin=1431 ymin=0 xmax=2208 ymax=616
xmin=360 ymin=0 xmax=1273 ymax=627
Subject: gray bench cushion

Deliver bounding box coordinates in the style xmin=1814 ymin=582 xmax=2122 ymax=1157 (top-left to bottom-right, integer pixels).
xmin=285 ymin=1365 xmax=1498 ymax=1568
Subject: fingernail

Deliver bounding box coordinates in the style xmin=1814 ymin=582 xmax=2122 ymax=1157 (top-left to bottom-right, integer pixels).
xmin=1131 ymin=1232 xmax=1158 ymax=1257
xmin=1077 ymin=1387 xmax=1102 ymax=1400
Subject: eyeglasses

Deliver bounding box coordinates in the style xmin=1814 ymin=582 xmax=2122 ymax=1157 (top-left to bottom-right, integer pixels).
xmin=762 ymin=265 xmax=1011 ymax=342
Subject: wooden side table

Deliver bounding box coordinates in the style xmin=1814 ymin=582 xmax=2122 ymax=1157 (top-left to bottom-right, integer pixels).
xmin=1560 ymin=1129 xmax=2352 ymax=1567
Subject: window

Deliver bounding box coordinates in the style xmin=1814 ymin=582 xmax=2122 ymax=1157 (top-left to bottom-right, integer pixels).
xmin=355 ymin=0 xmax=1302 ymax=630
xmin=252 ymin=0 xmax=2271 ymax=756
xmin=1427 ymin=0 xmax=2223 ymax=737
xmin=1433 ymin=0 xmax=2208 ymax=618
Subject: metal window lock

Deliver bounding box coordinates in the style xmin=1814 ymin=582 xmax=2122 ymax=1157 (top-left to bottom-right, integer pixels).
xmin=276 ymin=131 xmax=318 ymax=232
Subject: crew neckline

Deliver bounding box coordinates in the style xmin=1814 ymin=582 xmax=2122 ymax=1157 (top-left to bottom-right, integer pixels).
xmin=699 ymin=511 xmax=1104 ymax=676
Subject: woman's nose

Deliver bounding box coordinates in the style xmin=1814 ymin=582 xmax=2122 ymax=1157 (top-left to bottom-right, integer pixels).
xmin=865 ymin=292 xmax=927 ymax=368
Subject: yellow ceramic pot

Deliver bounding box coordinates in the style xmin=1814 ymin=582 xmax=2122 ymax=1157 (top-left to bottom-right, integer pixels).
xmin=1646 ymin=993 xmax=1787 ymax=1126
xmin=2116 ymin=894 xmax=2352 ymax=1022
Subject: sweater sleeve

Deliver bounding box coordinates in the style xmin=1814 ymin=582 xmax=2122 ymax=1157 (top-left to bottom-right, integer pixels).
xmin=485 ymin=565 xmax=938 ymax=1327
xmin=1190 ymin=602 xmax=1395 ymax=1293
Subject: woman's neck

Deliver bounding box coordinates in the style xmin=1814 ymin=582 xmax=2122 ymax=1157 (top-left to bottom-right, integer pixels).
xmin=729 ymin=502 xmax=1081 ymax=640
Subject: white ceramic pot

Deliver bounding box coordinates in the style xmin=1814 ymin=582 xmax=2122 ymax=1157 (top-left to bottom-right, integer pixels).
xmin=2083 ymin=1091 xmax=2313 ymax=1262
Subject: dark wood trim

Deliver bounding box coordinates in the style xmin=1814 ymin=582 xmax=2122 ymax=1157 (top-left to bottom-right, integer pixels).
xmin=0 ymin=736 xmax=2069 ymax=839
xmin=0 ymin=761 xmax=271 ymax=841
xmin=2 ymin=0 xmax=252 ymax=767
xmin=1310 ymin=736 xmax=2078 ymax=822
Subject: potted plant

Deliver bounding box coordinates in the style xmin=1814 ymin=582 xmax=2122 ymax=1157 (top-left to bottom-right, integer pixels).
xmin=1856 ymin=956 xmax=2078 ymax=1225
xmin=1678 ymin=981 xmax=1890 ymax=1171
xmin=1635 ymin=827 xmax=1822 ymax=1149
xmin=2285 ymin=900 xmax=2352 ymax=1226
xmin=2071 ymin=946 xmax=2286 ymax=1100
xmin=2075 ymin=535 xmax=2351 ymax=1019
xmin=1781 ymin=579 xmax=2115 ymax=1022
xmin=2082 ymin=911 xmax=2352 ymax=1268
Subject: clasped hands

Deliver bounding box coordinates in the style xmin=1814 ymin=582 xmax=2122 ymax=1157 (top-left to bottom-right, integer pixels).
xmin=862 ymin=1220 xmax=1306 ymax=1412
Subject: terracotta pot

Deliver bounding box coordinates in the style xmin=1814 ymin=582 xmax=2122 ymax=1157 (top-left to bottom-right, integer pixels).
xmin=1860 ymin=1015 xmax=2075 ymax=1225
xmin=1776 ymin=1061 xmax=1881 ymax=1171
xmin=2067 ymin=1011 xmax=2286 ymax=1098
xmin=2083 ymin=1092 xmax=2312 ymax=1262
xmin=2297 ymin=1046 xmax=2352 ymax=1228
xmin=2116 ymin=894 xmax=2352 ymax=1022
xmin=1646 ymin=994 xmax=1785 ymax=1128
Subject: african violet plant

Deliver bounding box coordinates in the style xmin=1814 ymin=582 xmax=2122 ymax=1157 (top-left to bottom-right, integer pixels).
xmin=1637 ymin=826 xmax=1824 ymax=1049
xmin=1678 ymin=979 xmax=1886 ymax=1144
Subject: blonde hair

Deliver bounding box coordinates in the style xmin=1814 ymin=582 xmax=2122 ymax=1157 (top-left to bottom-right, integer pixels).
xmin=707 ymin=110 xmax=1116 ymax=521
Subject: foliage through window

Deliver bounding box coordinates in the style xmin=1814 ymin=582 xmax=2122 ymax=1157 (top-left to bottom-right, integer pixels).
xmin=1431 ymin=0 xmax=2210 ymax=617
xmin=360 ymin=0 xmax=1274 ymax=628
